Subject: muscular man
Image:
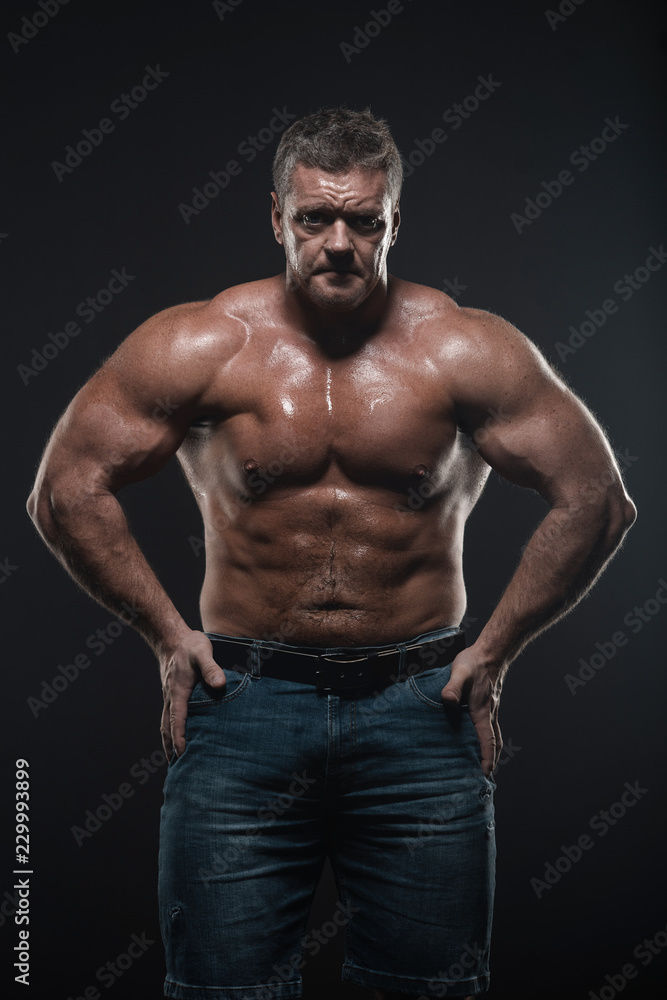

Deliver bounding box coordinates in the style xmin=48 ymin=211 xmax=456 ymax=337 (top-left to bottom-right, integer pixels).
xmin=27 ymin=107 xmax=636 ymax=1000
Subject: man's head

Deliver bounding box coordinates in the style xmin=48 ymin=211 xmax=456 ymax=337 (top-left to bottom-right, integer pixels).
xmin=272 ymin=106 xmax=403 ymax=211
xmin=271 ymin=107 xmax=403 ymax=315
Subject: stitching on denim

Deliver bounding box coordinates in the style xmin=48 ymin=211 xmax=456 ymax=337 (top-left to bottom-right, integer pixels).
xmin=324 ymin=694 xmax=333 ymax=784
xmin=163 ymin=976 xmax=302 ymax=992
xmin=250 ymin=641 xmax=261 ymax=677
xmin=341 ymin=962 xmax=488 ymax=987
xmin=408 ymin=671 xmax=448 ymax=710
xmin=188 ymin=672 xmax=251 ymax=707
xmin=334 ymin=871 xmax=358 ymax=967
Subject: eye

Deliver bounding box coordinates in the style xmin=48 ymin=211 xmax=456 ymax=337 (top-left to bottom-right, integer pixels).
xmin=302 ymin=212 xmax=325 ymax=226
xmin=356 ymin=216 xmax=382 ymax=230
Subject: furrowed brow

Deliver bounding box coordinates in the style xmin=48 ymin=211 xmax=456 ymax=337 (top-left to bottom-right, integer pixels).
xmin=295 ymin=200 xmax=384 ymax=216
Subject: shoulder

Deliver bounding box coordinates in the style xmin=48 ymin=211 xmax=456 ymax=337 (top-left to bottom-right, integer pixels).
xmin=97 ymin=276 xmax=282 ymax=387
xmin=390 ymin=279 xmax=524 ymax=348
xmin=388 ymin=276 xmax=461 ymax=327
xmin=444 ymin=306 xmax=563 ymax=406
xmin=112 ymin=276 xmax=280 ymax=358
xmin=392 ymin=279 xmax=570 ymax=415
xmin=394 ymin=280 xmax=547 ymax=363
xmin=51 ymin=278 xmax=283 ymax=443
xmin=443 ymin=306 xmax=575 ymax=427
xmin=397 ymin=281 xmax=558 ymax=391
xmin=443 ymin=305 xmax=555 ymax=383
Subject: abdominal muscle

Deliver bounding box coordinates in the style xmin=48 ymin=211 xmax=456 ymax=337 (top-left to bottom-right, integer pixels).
xmin=197 ymin=483 xmax=468 ymax=646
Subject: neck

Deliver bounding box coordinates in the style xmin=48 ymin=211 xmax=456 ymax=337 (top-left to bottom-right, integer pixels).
xmin=282 ymin=273 xmax=392 ymax=353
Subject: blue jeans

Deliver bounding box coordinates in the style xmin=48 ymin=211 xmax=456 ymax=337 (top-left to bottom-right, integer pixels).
xmin=158 ymin=627 xmax=496 ymax=998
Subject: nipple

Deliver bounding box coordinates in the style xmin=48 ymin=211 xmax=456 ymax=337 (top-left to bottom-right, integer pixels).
xmin=413 ymin=464 xmax=431 ymax=479
xmin=243 ymin=459 xmax=259 ymax=474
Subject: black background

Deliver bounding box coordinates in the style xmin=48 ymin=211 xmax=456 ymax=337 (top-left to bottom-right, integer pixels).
xmin=2 ymin=0 xmax=666 ymax=997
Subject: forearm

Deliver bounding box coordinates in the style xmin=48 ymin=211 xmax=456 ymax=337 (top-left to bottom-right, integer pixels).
xmin=27 ymin=486 xmax=191 ymax=656
xmin=472 ymin=494 xmax=635 ymax=676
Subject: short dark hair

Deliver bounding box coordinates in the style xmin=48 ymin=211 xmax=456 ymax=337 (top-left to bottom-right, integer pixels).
xmin=272 ymin=106 xmax=403 ymax=208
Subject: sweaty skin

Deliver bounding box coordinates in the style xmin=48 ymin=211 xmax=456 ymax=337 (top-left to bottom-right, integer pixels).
xmin=27 ymin=166 xmax=636 ymax=776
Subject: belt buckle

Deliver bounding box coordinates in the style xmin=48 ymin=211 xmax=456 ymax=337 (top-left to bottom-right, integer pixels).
xmin=316 ymin=652 xmax=370 ymax=692
xmin=315 ymin=669 xmax=333 ymax=693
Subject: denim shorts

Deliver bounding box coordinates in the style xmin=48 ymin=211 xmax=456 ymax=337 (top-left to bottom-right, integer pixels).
xmin=158 ymin=627 xmax=496 ymax=999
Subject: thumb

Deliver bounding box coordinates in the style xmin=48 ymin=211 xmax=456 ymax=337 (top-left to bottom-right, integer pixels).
xmin=440 ymin=675 xmax=465 ymax=705
xmin=198 ymin=654 xmax=226 ymax=688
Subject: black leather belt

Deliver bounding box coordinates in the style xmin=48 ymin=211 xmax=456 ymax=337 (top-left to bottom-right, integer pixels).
xmin=209 ymin=631 xmax=466 ymax=693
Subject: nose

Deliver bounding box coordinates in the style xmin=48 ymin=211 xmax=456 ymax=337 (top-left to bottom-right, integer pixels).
xmin=325 ymin=219 xmax=354 ymax=256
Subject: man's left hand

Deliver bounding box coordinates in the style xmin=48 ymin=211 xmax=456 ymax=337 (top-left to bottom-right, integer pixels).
xmin=440 ymin=648 xmax=503 ymax=777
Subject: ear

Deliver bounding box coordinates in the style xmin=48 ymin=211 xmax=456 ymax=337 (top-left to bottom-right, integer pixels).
xmin=390 ymin=202 xmax=401 ymax=246
xmin=271 ymin=192 xmax=284 ymax=245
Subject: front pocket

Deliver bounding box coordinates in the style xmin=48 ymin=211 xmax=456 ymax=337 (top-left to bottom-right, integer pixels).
xmin=187 ymin=669 xmax=251 ymax=707
xmin=407 ymin=662 xmax=453 ymax=709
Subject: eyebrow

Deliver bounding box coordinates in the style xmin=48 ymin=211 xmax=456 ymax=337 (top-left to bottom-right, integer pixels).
xmin=294 ymin=203 xmax=385 ymax=216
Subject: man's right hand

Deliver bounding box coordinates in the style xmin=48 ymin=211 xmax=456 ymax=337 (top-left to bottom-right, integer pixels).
xmin=159 ymin=631 xmax=227 ymax=759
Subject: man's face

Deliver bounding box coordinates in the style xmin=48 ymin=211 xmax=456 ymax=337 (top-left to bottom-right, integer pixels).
xmin=271 ymin=164 xmax=400 ymax=313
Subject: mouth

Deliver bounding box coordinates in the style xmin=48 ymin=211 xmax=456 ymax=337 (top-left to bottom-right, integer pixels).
xmin=315 ymin=268 xmax=359 ymax=277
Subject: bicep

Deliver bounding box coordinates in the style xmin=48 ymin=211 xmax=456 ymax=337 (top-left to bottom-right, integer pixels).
xmin=37 ymin=316 xmax=205 ymax=495
xmin=475 ymin=385 xmax=620 ymax=506
xmin=43 ymin=380 xmax=187 ymax=494
xmin=452 ymin=313 xmax=621 ymax=507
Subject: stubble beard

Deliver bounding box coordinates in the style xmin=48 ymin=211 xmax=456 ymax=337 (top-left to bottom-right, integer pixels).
xmin=302 ymin=273 xmax=371 ymax=313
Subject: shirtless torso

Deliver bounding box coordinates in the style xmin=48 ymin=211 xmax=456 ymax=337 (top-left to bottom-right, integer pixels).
xmin=176 ymin=276 xmax=488 ymax=645
xmin=28 ymin=164 xmax=635 ymax=775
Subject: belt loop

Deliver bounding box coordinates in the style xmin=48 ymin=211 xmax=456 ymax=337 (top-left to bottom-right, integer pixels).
xmin=395 ymin=642 xmax=407 ymax=681
xmin=250 ymin=641 xmax=262 ymax=678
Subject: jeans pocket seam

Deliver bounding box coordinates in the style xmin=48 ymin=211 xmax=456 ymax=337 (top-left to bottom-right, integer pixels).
xmin=408 ymin=675 xmax=445 ymax=710
xmin=188 ymin=671 xmax=251 ymax=707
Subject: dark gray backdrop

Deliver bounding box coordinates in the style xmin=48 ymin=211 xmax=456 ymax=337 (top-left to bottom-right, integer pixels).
xmin=2 ymin=0 xmax=666 ymax=997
